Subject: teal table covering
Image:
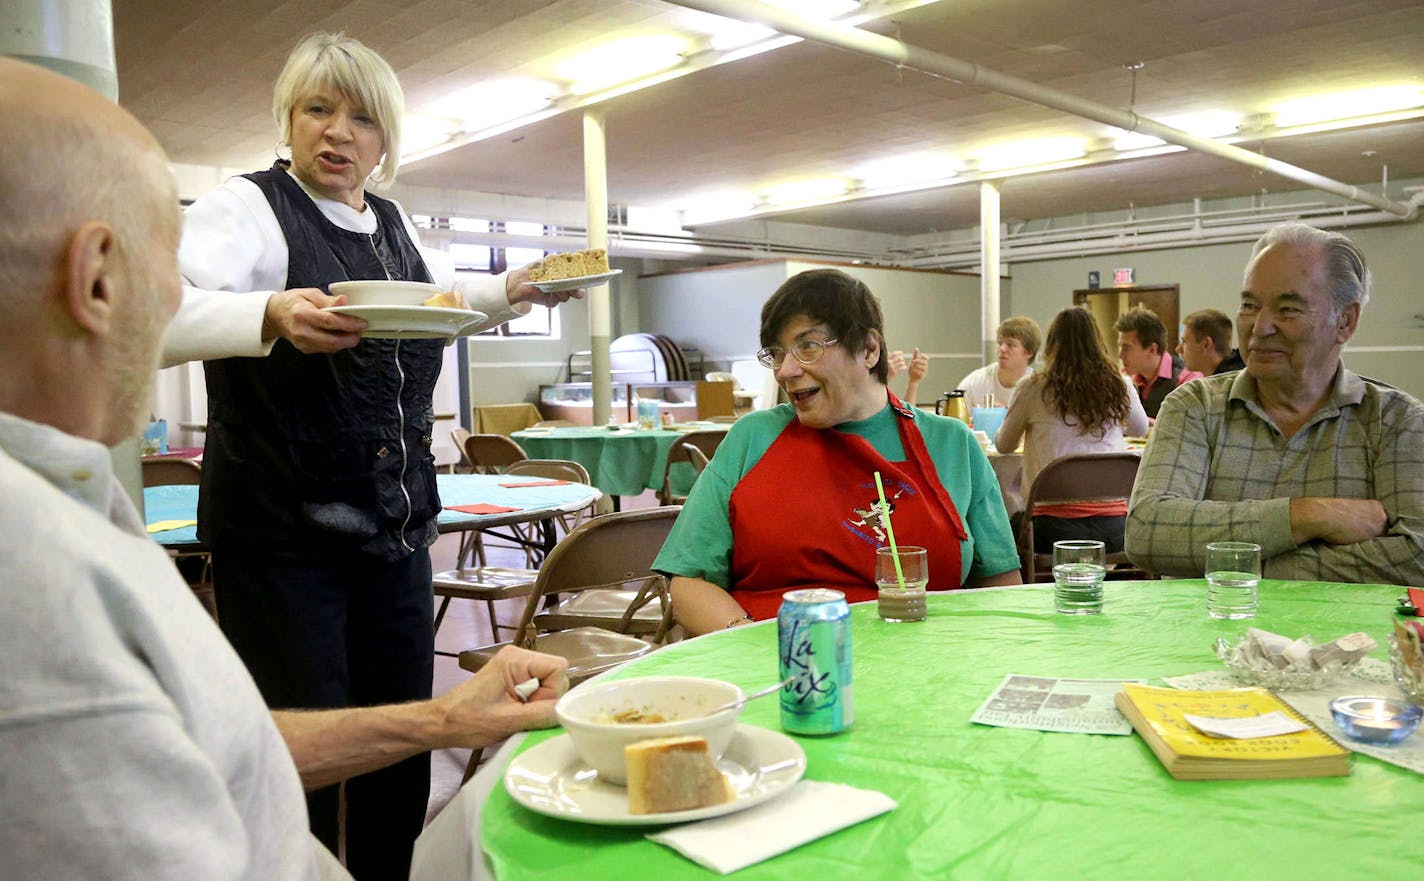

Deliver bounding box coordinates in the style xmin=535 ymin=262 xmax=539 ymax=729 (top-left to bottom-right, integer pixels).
xmin=143 ymin=474 xmax=599 ymax=546
xmin=480 ymin=580 xmax=1420 ymax=880
xmin=513 ymin=427 xmax=716 ymax=497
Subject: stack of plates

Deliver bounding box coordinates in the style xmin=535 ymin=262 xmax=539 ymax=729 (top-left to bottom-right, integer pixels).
xmin=609 ymin=333 xmax=689 ymax=382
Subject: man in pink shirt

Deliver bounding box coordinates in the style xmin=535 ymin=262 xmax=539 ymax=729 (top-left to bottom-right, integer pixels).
xmin=1115 ymin=306 xmax=1203 ymax=418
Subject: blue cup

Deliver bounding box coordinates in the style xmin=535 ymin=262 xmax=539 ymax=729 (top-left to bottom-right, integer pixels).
xmin=972 ymin=407 xmax=1007 ymax=440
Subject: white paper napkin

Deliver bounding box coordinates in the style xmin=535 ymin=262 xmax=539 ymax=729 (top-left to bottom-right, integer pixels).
xmin=645 ymin=780 xmax=896 ymax=874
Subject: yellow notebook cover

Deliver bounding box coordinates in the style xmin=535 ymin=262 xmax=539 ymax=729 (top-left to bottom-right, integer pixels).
xmin=1115 ymin=684 xmax=1350 ymax=780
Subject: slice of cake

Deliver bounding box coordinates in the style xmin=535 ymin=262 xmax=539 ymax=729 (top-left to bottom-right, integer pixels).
xmin=625 ymin=735 xmax=734 ymax=814
xmin=527 ymin=248 xmax=609 ymax=282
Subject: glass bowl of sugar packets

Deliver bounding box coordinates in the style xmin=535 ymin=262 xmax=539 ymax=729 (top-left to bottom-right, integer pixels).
xmin=1215 ymin=627 xmax=1376 ymax=691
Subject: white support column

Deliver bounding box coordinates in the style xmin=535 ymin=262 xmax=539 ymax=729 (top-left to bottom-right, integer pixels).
xmin=583 ymin=109 xmax=612 ymax=426
xmin=979 ymin=180 xmax=1001 ymax=364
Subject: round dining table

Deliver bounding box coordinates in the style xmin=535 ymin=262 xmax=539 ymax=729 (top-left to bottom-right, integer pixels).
xmin=144 ymin=473 xmax=600 ymax=549
xmin=415 ymin=578 xmax=1419 ymax=881
xmin=513 ymin=425 xmax=727 ymax=501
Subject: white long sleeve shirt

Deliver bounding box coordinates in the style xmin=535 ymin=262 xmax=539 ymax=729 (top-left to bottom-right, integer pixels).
xmin=162 ymin=171 xmax=525 ymax=367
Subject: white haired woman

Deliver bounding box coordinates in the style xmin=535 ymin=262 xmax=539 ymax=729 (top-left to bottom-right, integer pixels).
xmin=164 ymin=33 xmax=578 ymax=880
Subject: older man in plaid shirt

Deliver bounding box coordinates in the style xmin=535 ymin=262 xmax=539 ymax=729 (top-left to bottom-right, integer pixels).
xmin=1126 ymin=223 xmax=1424 ymax=584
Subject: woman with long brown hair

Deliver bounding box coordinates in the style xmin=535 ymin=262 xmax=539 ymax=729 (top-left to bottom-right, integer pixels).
xmin=997 ymin=307 xmax=1149 ymax=551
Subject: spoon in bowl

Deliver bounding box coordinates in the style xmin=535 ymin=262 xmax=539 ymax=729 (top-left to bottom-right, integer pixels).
xmin=707 ymin=678 xmax=794 ymax=716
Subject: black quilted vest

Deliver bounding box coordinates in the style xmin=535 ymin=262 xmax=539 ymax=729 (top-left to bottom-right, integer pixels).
xmin=198 ymin=163 xmax=442 ymax=559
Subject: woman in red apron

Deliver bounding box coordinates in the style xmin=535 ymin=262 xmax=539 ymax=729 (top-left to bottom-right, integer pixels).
xmin=655 ymin=269 xmax=1022 ymax=635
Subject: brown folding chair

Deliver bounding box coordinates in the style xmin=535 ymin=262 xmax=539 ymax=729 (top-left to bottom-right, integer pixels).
xmin=140 ymin=457 xmax=215 ymax=618
xmin=1017 ymin=452 xmax=1151 ymax=582
xmin=457 ymin=506 xmax=682 ymax=679
xmin=501 ymin=458 xmax=602 ymax=535
xmin=432 ymin=459 xmax=601 ymax=646
xmin=448 ymin=426 xmax=473 ymax=474
xmin=454 ymin=506 xmax=682 ymax=779
xmin=462 ymin=433 xmax=528 ymax=474
xmin=656 ymin=430 xmax=724 ymax=505
xmin=141 ymin=457 xmax=202 ymax=487
xmin=451 ymin=434 xmax=533 ymax=567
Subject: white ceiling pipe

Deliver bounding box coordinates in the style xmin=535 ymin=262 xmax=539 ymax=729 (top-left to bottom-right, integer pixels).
xmin=901 ymin=198 xmax=1424 ymax=268
xmin=901 ymin=204 xmax=1386 ymax=260
xmin=902 ymin=191 xmax=1424 ymax=266
xmin=662 ymin=0 xmax=1416 ymax=220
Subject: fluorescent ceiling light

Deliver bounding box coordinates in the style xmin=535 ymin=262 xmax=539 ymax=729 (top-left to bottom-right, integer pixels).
xmin=769 ymin=0 xmax=862 ymax=16
xmin=974 ymin=138 xmax=1086 ymax=172
xmin=708 ymin=21 xmax=777 ymax=50
xmin=400 ymin=112 xmax=460 ymax=157
xmin=1272 ymin=85 xmax=1423 ymax=128
xmin=681 ymin=1 xmax=863 ymax=51
xmin=854 ymin=151 xmax=958 ymax=189
xmin=1112 ymin=130 xmax=1165 ymax=151
xmin=557 ymin=36 xmax=689 ymax=96
xmin=762 ymin=178 xmax=849 ymax=205
xmin=682 ymin=190 xmax=758 ymax=219
xmin=426 ymin=78 xmax=554 ymax=132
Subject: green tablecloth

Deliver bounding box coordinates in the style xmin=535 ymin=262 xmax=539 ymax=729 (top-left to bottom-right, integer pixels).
xmin=513 ymin=427 xmax=711 ymax=497
xmin=481 ymin=580 xmax=1420 ymax=880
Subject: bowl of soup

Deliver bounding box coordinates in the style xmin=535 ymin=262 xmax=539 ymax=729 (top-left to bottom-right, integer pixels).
xmin=555 ymin=676 xmax=744 ymax=784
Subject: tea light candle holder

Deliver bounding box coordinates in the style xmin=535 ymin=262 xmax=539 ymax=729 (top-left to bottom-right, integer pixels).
xmin=1328 ymin=696 xmax=1422 ymax=745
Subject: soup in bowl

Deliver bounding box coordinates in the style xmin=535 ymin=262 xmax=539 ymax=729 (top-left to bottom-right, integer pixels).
xmin=555 ymin=676 xmax=744 ymax=785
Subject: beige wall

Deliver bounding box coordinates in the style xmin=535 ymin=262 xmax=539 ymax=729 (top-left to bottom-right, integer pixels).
xmin=464 ymin=220 xmax=1424 ymax=417
xmin=1006 ymin=221 xmax=1424 ymax=397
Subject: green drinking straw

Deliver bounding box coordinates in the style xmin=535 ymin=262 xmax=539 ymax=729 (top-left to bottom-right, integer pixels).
xmin=873 ymin=471 xmax=907 ymax=591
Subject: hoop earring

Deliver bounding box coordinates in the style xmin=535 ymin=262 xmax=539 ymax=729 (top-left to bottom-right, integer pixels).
xmin=275 ymin=140 xmax=292 ymax=162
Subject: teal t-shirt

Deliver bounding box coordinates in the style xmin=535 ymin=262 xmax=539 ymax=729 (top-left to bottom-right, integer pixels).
xmin=652 ymin=403 xmax=1020 ymax=589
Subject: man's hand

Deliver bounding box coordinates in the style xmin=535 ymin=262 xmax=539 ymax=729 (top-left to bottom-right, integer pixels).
xmin=262 ymin=288 xmax=366 ymax=353
xmin=506 ymin=265 xmax=586 ymax=309
xmin=887 ymin=349 xmax=906 ymax=380
xmin=1290 ymin=497 xmax=1388 ymax=546
xmin=429 ymin=646 xmax=570 ymax=750
xmin=906 ymin=347 xmax=929 ymax=383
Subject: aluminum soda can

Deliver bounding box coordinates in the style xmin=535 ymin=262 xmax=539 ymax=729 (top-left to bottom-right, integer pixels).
xmin=777 ymin=588 xmax=853 ymax=735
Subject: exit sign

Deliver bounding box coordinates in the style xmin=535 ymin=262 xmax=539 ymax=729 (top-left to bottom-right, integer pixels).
xmin=1113 ymin=267 xmax=1135 ymax=285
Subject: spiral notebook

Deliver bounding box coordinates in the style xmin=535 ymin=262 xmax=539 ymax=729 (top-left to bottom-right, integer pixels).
xmin=1115 ymin=684 xmax=1351 ymax=781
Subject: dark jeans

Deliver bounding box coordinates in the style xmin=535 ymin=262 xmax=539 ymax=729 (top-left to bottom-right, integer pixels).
xmin=212 ymin=544 xmax=434 ymax=881
xmin=1031 ymin=514 xmax=1126 ymax=555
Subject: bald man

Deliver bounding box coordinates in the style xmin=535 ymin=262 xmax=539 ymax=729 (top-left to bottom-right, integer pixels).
xmin=0 ymin=58 xmax=567 ymax=880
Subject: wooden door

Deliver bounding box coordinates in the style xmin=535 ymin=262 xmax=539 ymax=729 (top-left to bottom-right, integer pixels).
xmin=1072 ymin=285 xmax=1180 ymax=352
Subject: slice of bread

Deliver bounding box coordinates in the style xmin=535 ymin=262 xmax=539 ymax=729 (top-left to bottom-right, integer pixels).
xmin=422 ymin=290 xmax=462 ymax=308
xmin=625 ymin=735 xmax=734 ymax=814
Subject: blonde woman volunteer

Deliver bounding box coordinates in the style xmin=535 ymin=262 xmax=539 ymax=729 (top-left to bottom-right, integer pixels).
xmin=166 ymin=33 xmax=579 ymax=881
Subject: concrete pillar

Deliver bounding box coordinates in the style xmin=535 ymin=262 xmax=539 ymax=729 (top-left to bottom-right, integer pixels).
xmin=583 ymin=109 xmax=612 ymax=425
xmin=979 ymin=180 xmax=1001 ymax=364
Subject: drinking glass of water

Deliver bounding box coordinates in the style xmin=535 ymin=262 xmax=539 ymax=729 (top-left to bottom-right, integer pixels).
xmin=1205 ymin=541 xmax=1261 ymax=619
xmin=875 ymin=546 xmax=927 ymax=622
xmin=1052 ymin=540 xmax=1106 ymax=615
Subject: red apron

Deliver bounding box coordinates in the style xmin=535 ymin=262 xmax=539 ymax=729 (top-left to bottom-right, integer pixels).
xmin=727 ymin=393 xmax=967 ymax=620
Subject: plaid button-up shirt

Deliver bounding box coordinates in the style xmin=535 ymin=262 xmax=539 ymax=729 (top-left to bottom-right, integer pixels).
xmin=1126 ymin=366 xmax=1424 ymax=584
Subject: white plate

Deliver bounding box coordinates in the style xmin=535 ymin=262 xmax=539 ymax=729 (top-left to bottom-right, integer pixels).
xmin=323 ymin=304 xmax=487 ymax=340
xmin=528 ymin=269 xmax=622 ymax=293
xmin=505 ymin=724 xmax=805 ymax=826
